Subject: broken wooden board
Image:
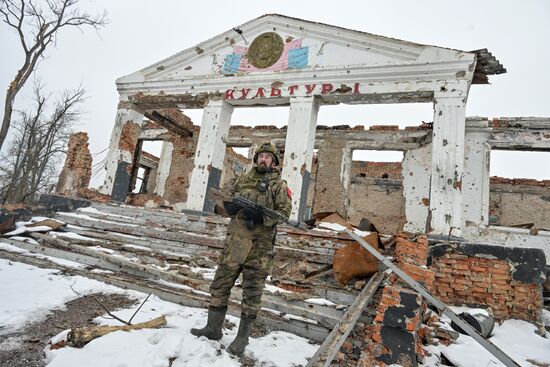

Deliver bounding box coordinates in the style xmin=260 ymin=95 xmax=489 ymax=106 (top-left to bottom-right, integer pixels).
xmin=76 ymin=208 xmax=225 ymax=237
xmin=69 ymin=315 xmax=167 ymax=346
xmin=90 ymin=202 xmax=229 ymax=225
xmin=55 ymin=213 xmax=225 ymax=249
xmin=306 ymin=272 xmax=385 ymax=367
xmin=0 ymin=248 xmax=330 ymax=342
xmin=2 ymin=237 xmax=341 ymax=336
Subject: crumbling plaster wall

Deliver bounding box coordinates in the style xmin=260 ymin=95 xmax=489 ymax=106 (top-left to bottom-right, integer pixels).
xmin=347 ymin=177 xmax=405 ymax=233
xmin=489 ymin=178 xmax=550 ymax=229
xmin=402 ymin=144 xmax=432 ymax=233
xmin=129 ymin=117 xmax=549 ymax=243
xmin=100 ymin=107 xmax=145 ymax=201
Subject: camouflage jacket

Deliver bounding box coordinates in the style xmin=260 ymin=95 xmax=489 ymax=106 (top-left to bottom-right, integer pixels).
xmin=226 ymin=167 xmax=292 ymax=238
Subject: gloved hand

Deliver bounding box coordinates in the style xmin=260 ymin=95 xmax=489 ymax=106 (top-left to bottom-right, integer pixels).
xmin=240 ymin=208 xmax=263 ymax=224
xmin=223 ymin=201 xmax=240 ymax=216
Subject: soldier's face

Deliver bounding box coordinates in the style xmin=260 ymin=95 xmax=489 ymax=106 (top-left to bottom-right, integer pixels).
xmin=257 ymin=152 xmax=274 ymax=168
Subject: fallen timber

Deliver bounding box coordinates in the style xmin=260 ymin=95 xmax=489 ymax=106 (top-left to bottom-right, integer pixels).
xmin=4 ymin=235 xmax=349 ymax=331
xmin=307 ymin=272 xmax=386 ymax=367
xmin=0 ymin=248 xmax=330 ymax=342
xmin=0 ymin=202 xmax=381 ymax=343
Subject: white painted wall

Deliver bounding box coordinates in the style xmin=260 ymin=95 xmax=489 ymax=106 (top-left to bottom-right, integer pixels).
xmin=99 ymin=108 xmax=144 ymax=195
xmin=155 ymin=141 xmax=174 ymax=197
xmin=186 ymin=100 xmax=233 ymax=211
xmin=462 ymin=121 xmax=491 ymax=229
xmin=403 ymin=144 xmax=432 ymax=233
xmin=282 ymin=97 xmax=319 ymax=220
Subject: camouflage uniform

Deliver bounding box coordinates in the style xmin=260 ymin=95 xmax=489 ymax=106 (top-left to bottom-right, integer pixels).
xmin=209 ymin=166 xmax=292 ymax=318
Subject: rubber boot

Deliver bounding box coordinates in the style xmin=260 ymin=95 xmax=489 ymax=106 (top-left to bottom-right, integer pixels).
xmin=227 ymin=314 xmax=255 ymax=356
xmin=190 ymin=306 xmax=226 ymax=340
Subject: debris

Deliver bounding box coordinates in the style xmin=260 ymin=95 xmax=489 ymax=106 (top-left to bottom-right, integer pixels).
xmin=333 ymin=232 xmax=381 ymax=285
xmin=450 ymin=309 xmax=495 ymax=338
xmin=345 ymin=229 xmax=522 ymax=367
xmin=304 ymin=264 xmax=333 ymax=279
xmin=315 ymin=212 xmax=353 ymax=230
xmin=68 ymin=315 xmax=167 ymax=347
xmin=306 ymin=272 xmax=385 ymax=367
xmin=357 ymin=217 xmax=379 ymax=232
xmin=0 ymin=211 xmax=15 ymax=234
xmin=27 ymin=219 xmax=65 ymax=231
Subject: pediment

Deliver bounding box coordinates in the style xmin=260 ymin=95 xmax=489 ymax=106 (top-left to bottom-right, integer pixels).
xmin=118 ymin=14 xmax=472 ymax=85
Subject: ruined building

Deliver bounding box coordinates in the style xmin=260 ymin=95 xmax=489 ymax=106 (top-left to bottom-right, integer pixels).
xmin=49 ymin=14 xmax=548 ymax=365
xmin=85 ymin=14 xmax=548 ymax=255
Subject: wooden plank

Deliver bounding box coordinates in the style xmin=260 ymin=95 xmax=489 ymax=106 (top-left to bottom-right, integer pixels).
xmin=0 ymin=248 xmax=329 ymax=342
xmin=77 ymin=208 xmax=225 ymax=236
xmin=305 ymin=264 xmax=333 ymax=279
xmin=62 ymin=226 xmax=219 ymax=259
xmin=4 ymin=236 xmax=341 ymax=332
xmin=306 ymin=272 xmax=385 ymax=367
xmin=60 ymin=218 xmax=335 ymax=268
xmin=55 ymin=213 xmax=225 ymax=249
xmin=90 ymin=203 xmax=230 ymax=225
xmin=275 ymin=246 xmax=333 ymax=265
xmin=31 ymin=233 xmax=209 ymax=290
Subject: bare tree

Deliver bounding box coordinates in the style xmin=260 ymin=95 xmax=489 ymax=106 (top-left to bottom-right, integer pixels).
xmin=0 ymin=80 xmax=86 ymax=204
xmin=0 ymin=0 xmax=107 ymax=151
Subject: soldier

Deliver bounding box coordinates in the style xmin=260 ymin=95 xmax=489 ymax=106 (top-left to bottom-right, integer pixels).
xmin=190 ymin=142 xmax=292 ymax=356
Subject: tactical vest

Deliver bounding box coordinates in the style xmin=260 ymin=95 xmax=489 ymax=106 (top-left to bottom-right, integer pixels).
xmin=235 ymin=168 xmax=281 ymax=210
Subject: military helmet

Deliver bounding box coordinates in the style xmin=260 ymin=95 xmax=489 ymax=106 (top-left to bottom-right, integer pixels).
xmin=253 ymin=142 xmax=280 ymax=166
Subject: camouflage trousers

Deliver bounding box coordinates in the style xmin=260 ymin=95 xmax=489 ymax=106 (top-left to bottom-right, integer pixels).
xmin=209 ymin=232 xmax=275 ymax=318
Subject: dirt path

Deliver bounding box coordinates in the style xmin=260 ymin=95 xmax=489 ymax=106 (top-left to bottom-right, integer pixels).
xmin=0 ymin=293 xmax=136 ymax=367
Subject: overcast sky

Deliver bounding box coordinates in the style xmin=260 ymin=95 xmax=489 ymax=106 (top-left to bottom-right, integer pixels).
xmin=1 ymin=0 xmax=549 ymax=187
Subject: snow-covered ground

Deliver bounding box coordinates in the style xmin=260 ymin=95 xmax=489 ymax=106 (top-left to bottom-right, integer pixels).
xmin=1 ymin=243 xmax=549 ymax=367
xmin=0 ymin=258 xmax=318 ymax=366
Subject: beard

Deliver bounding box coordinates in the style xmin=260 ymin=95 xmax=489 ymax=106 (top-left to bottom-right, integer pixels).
xmin=256 ymin=163 xmax=268 ymax=173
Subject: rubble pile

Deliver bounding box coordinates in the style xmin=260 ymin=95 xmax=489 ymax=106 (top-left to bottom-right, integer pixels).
xmin=0 ymin=195 xmax=547 ymax=366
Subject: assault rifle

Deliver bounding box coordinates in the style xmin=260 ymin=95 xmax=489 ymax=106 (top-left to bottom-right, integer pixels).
xmin=207 ymin=188 xmax=305 ymax=229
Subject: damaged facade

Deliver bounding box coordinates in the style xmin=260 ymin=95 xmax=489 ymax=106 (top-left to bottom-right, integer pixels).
xmin=46 ymin=14 xmax=549 ymax=366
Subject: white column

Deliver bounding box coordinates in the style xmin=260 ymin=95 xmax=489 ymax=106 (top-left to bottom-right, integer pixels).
xmin=186 ymin=100 xmax=233 ymax=211
xmin=99 ymin=107 xmax=144 ymax=200
xmin=462 ymin=120 xmax=491 ymax=229
xmin=154 ymin=141 xmax=174 ymax=198
xmin=429 ymin=92 xmax=466 ymax=236
xmin=282 ymin=96 xmax=319 ymax=220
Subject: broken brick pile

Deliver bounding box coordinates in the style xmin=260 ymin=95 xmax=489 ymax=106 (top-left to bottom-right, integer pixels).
xmin=56 ymin=132 xmax=93 ymax=196
xmin=355 ymin=234 xmax=430 ymax=366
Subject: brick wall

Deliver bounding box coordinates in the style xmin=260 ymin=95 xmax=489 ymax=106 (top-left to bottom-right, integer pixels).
xmin=352 ymin=161 xmax=402 ymax=179
xmin=394 ymin=234 xmax=545 ymax=322
xmin=429 ymin=246 xmax=544 ymax=321
xmin=56 ymin=132 xmax=93 ymax=196
xmin=220 ymin=148 xmax=251 ymax=189
xmin=162 ymin=131 xmax=198 ymax=204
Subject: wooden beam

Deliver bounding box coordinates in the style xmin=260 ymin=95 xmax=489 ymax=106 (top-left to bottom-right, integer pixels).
xmin=306 ymin=272 xmax=385 ymax=367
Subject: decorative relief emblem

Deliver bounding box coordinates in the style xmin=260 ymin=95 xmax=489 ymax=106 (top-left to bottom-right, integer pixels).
xmin=246 ymin=32 xmax=284 ymax=69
